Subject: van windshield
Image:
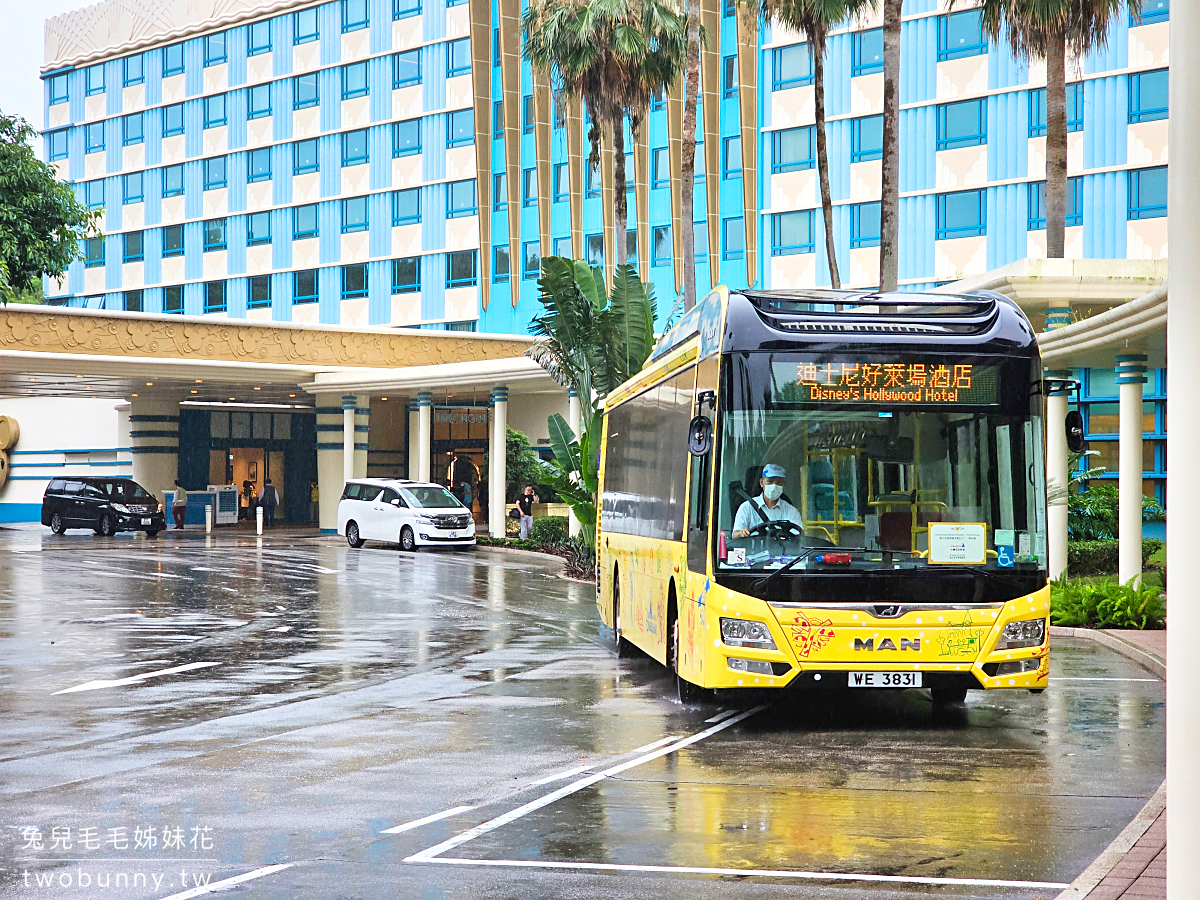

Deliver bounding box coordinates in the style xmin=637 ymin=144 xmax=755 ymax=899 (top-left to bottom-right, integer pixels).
xmin=403 ymin=486 xmax=465 ymax=509
xmin=103 ymin=481 xmax=155 ymax=501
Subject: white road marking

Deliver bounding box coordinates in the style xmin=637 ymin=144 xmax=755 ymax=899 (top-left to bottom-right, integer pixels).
xmin=156 ymin=863 xmax=292 ymax=900
xmin=380 ymin=805 xmax=476 ymax=834
xmin=1049 ymin=677 xmax=1160 ymax=683
xmin=529 ymin=764 xmax=594 ymax=786
xmin=417 ymin=857 xmax=1072 ymax=890
xmin=406 ymin=706 xmax=764 ymax=862
xmin=53 ymin=662 xmax=221 ymax=695
xmin=626 ymin=735 xmax=682 ymax=755
xmin=704 ymin=709 xmax=738 ymax=723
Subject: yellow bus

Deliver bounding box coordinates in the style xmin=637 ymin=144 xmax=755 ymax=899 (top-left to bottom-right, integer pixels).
xmin=596 ymin=287 xmax=1051 ymax=706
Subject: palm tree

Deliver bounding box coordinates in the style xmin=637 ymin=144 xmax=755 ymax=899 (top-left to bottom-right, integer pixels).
xmin=760 ymin=0 xmax=875 ymax=289
xmin=973 ymin=0 xmax=1140 ymax=258
xmin=879 ymin=0 xmax=901 ymax=291
xmin=524 ymin=0 xmax=687 ymax=270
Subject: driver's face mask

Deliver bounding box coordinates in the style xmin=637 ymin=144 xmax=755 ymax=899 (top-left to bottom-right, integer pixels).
xmin=762 ymin=483 xmax=784 ymax=502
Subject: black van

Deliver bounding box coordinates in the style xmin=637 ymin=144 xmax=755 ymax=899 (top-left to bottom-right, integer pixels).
xmin=41 ymin=477 xmax=166 ymax=537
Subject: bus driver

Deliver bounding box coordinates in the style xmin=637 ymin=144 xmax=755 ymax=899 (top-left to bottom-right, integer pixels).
xmin=731 ymin=464 xmax=804 ymax=539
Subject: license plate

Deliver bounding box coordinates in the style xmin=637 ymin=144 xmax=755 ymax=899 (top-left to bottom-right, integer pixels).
xmin=448 ymin=531 xmax=457 ymax=539
xmin=141 ymin=518 xmax=151 ymax=525
xmin=848 ymin=671 xmax=922 ymax=688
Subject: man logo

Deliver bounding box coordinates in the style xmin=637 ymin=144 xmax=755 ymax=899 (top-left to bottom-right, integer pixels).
xmin=853 ymin=637 xmax=921 ymax=651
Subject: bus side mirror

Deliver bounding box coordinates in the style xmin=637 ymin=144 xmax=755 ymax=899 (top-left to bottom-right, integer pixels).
xmin=688 ymin=415 xmax=713 ymax=456
xmin=1065 ymin=410 xmax=1085 ymax=453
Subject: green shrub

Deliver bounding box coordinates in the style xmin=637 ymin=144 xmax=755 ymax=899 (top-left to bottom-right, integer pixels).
xmin=1051 ymin=577 xmax=1165 ymax=629
xmin=531 ymin=515 xmax=569 ymax=545
xmin=1066 ymin=538 xmax=1166 ymax=577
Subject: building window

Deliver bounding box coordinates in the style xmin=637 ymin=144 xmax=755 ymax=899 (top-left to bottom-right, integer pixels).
xmin=1128 ymin=166 xmax=1167 ymax=219
xmin=771 ymin=125 xmax=814 ymax=173
xmin=204 ymin=94 xmax=227 ymax=128
xmin=1028 ymin=177 xmax=1082 ymax=230
xmin=342 ymin=129 xmax=369 ymax=166
xmin=49 ymin=74 xmax=68 ymax=105
xmin=123 ymin=54 xmax=144 ymax=87
xmin=447 ymin=179 xmax=477 ymax=217
xmin=447 ymin=109 xmax=473 ymax=148
xmin=394 ymin=0 xmax=421 ymax=19
xmin=523 ymin=168 xmax=538 ymax=206
xmin=446 ymin=321 xmax=476 ymax=331
xmin=447 ymin=250 xmax=477 ymax=287
xmin=248 ymin=84 xmax=272 ymax=119
xmin=343 ymin=0 xmax=369 ymax=31
xmin=294 ymin=139 xmax=319 ymax=175
xmin=204 ymin=281 xmax=226 ymax=313
xmin=203 ymin=156 xmax=227 ymax=190
xmin=163 ymin=285 xmax=184 ymax=313
xmin=935 ymin=189 xmax=986 ymax=239
xmin=586 ymin=163 xmax=600 ymax=199
xmin=651 ymin=148 xmax=669 ymax=189
xmin=163 ymin=44 xmax=184 ymax=77
xmin=85 ymin=123 xmax=104 ymax=154
xmin=651 ymin=225 xmax=672 ymax=266
xmin=342 ymin=197 xmax=369 ymax=232
xmin=392 ymin=257 xmax=420 ymax=293
xmin=851 ymin=28 xmax=884 ymax=77
xmin=937 ymin=8 xmax=986 ymax=61
xmin=84 ymin=180 xmax=105 ymax=209
xmin=394 ymin=49 xmax=421 ymax=87
xmin=203 ymin=218 xmax=227 ymax=251
xmin=851 ymin=201 xmax=882 ymax=247
xmin=1029 ymin=83 xmax=1085 ymax=136
xmin=772 ymin=210 xmax=815 ymax=256
xmin=851 ymin=114 xmax=883 ymax=162
xmin=249 ymin=275 xmax=271 ymax=308
xmin=1129 ymin=69 xmax=1169 ymax=123
xmin=295 ymin=8 xmax=319 ymax=43
xmin=342 ymin=264 xmax=368 ymax=299
xmin=553 ymin=163 xmax=569 ymax=202
xmin=83 ymin=236 xmax=104 ymax=268
xmin=342 ymin=61 xmax=369 ymax=99
xmin=522 ymin=95 xmax=534 ymax=133
xmin=123 ymin=231 xmax=144 ymax=263
xmin=492 ymin=245 xmax=510 ymax=282
xmin=937 ymin=98 xmax=987 ymax=150
xmin=162 ymin=103 xmax=184 ymax=137
xmin=294 ymin=269 xmax=318 ymax=302
xmin=723 ymin=136 xmax=742 ymax=179
xmin=722 ymin=55 xmax=738 ymax=98
xmin=392 ymin=188 xmax=421 ymax=225
xmin=249 ymin=21 xmax=272 ymax=55
xmin=294 ymin=73 xmax=319 ymax=109
xmin=162 ymin=225 xmax=184 ymax=257
xmin=523 ymin=242 xmax=541 ymax=280
xmin=293 ymin=204 xmax=319 ymax=239
xmin=85 ymin=65 xmax=105 ymax=96
xmin=772 ymin=44 xmax=812 ymax=91
xmin=493 ymin=173 xmax=507 ymax=210
xmin=162 ymin=165 xmax=184 ymax=198
xmin=248 ymin=147 xmax=272 ymax=183
xmin=586 ymin=233 xmax=604 ymax=267
xmin=448 ymin=38 xmax=471 ymax=77
xmin=1138 ymin=0 xmax=1168 ymax=24
xmin=47 ymin=130 xmax=68 ymax=161
xmin=722 ymin=217 xmax=744 ymax=261
xmin=204 ymin=33 xmax=227 ymax=67
xmin=122 ymin=172 xmax=143 ymax=204
xmin=626 ymin=229 xmax=637 ymax=259
xmin=123 ymin=290 xmax=143 ymax=312
xmin=493 ymin=99 xmax=505 ymax=137
xmin=392 ymin=119 xmax=421 ymax=156
xmin=120 ymin=115 xmax=142 ymax=148
xmin=723 ymin=0 xmax=734 ymax=15
xmin=248 ymin=211 xmax=272 ymax=245
xmin=551 ymin=235 xmax=570 ymax=258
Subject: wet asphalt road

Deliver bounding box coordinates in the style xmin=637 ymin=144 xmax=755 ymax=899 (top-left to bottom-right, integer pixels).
xmin=0 ymin=528 xmax=1165 ymax=900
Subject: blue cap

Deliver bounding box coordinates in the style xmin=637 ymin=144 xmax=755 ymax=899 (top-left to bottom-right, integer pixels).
xmin=761 ymin=464 xmax=787 ymax=479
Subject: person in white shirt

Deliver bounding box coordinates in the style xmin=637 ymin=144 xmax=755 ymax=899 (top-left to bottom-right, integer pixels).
xmin=732 ymin=463 xmax=803 ymax=538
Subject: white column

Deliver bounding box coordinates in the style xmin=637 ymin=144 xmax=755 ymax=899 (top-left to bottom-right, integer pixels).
xmin=407 ymin=399 xmax=419 ymax=479
xmin=1168 ymin=1 xmax=1199 ymax=886
xmin=1045 ymin=371 xmax=1070 ymax=581
xmin=129 ymin=397 xmax=179 ymax=506
xmin=417 ymin=391 xmax=432 ymax=482
xmin=1116 ymin=355 xmax=1146 ymax=586
xmin=354 ymin=393 xmax=369 ymax=479
xmin=315 ymin=398 xmax=345 ymax=532
xmin=342 ymin=394 xmax=356 ymax=483
xmin=490 ymin=386 xmax=508 ymax=538
xmin=568 ymin=389 xmax=582 ymax=538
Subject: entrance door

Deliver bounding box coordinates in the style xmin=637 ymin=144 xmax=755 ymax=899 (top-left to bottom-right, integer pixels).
xmin=443 ymin=451 xmax=482 ymax=516
xmin=230 ymin=448 xmax=265 ymax=517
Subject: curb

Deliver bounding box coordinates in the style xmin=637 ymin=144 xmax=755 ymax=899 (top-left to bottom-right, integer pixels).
xmin=1050 ymin=625 xmax=1166 ymax=679
xmin=474 ymin=544 xmax=565 ymax=565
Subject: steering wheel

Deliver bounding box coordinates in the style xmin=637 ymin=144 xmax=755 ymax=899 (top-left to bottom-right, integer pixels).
xmin=746 ymin=520 xmax=803 ymax=539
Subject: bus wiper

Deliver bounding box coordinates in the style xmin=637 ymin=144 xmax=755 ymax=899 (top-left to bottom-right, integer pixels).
xmin=751 ymin=547 xmax=869 ymax=597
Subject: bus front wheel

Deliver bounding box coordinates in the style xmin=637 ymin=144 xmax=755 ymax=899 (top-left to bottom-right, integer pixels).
xmin=931 ymin=686 xmax=968 ymax=706
xmin=613 ymin=576 xmax=635 ymax=658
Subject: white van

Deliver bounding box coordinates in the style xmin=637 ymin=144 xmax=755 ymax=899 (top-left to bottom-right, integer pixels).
xmin=337 ymin=478 xmax=476 ymax=550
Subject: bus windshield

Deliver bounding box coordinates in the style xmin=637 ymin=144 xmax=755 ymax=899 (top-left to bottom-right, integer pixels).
xmin=717 ymin=352 xmax=1047 ymax=576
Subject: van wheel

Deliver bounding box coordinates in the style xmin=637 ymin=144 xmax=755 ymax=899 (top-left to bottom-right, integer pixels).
xmin=399 ymin=525 xmax=415 ymax=552
xmin=613 ymin=576 xmax=635 ymax=658
xmin=346 ymin=521 xmax=364 ymax=548
xmin=97 ymin=514 xmax=116 ymax=537
xmin=50 ymin=513 xmax=66 ymax=534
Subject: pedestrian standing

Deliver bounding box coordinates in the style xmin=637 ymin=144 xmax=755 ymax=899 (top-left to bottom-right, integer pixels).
xmin=517 ymin=485 xmax=538 ymax=540
xmin=309 ymin=480 xmax=319 ymax=525
xmin=172 ymin=480 xmax=188 ymax=530
xmin=462 ymin=481 xmax=473 ymax=510
xmin=258 ymin=478 xmax=280 ymax=527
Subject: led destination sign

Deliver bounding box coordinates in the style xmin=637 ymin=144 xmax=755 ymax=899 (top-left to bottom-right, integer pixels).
xmin=774 ymin=360 xmax=1001 ymax=405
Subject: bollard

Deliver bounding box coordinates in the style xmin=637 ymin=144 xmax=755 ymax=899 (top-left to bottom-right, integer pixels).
xmin=256 ymin=505 xmax=263 ymax=536
xmin=204 ymin=504 xmax=212 ymax=534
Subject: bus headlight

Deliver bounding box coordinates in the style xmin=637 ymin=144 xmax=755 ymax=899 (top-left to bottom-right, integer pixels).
xmin=720 ymin=618 xmax=776 ymax=650
xmin=994 ymin=618 xmax=1045 ymax=650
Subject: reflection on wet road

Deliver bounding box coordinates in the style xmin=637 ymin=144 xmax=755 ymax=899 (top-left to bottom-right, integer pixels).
xmin=0 ymin=531 xmax=1164 ymax=899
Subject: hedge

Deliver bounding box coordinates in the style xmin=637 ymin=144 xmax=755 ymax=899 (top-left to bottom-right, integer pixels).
xmin=1068 ymin=539 xmax=1164 ymax=577
xmin=531 ymin=516 xmax=569 ymax=545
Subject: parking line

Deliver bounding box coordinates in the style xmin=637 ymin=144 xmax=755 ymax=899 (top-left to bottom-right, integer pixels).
xmin=156 ymin=863 xmax=292 ymax=900
xmin=529 ymin=764 xmax=594 ymax=786
xmin=380 ymin=805 xmax=476 ymax=835
xmin=406 ymin=705 xmax=764 ymax=862
xmin=416 ymin=857 xmax=1072 ymax=890
xmin=704 ymin=709 xmax=738 ymax=723
xmin=53 ymin=661 xmax=222 ymax=695
xmin=1049 ymin=677 xmax=1160 ymax=682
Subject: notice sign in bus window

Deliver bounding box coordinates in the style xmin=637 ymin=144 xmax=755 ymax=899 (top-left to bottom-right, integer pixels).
xmin=928 ymin=522 xmax=988 ymax=564
xmin=774 ymin=359 xmax=1001 ymax=405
